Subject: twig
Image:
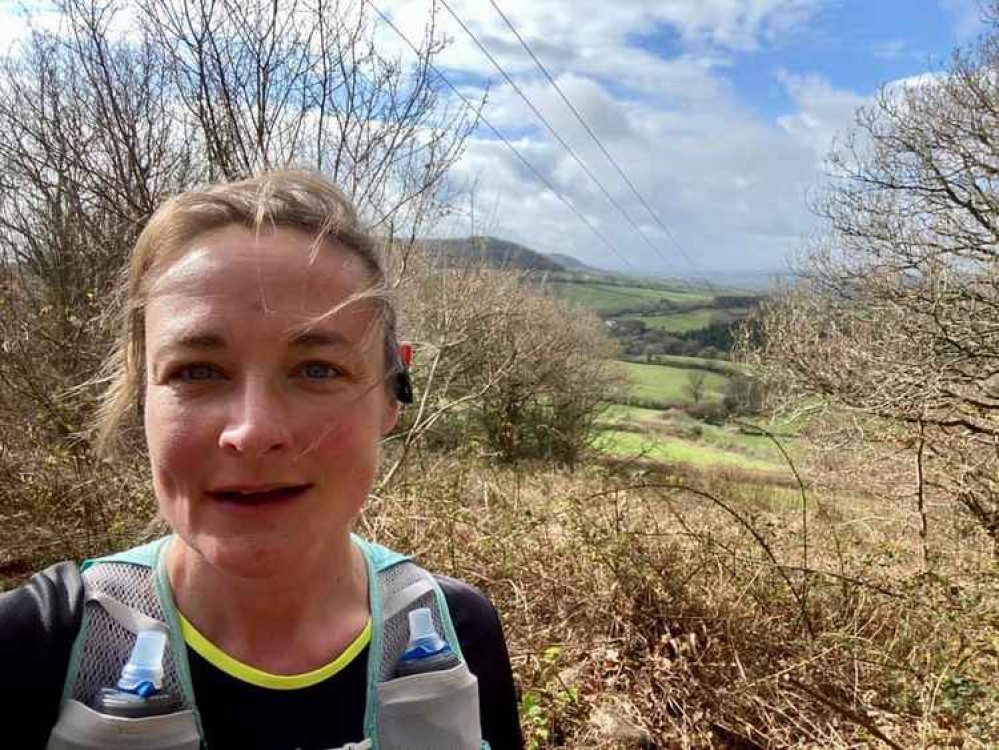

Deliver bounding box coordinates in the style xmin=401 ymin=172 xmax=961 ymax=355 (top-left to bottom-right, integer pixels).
xmin=786 ymin=678 xmax=904 ymax=750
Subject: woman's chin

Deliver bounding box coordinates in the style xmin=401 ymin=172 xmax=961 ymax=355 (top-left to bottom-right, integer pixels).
xmin=174 ymin=530 xmax=316 ymax=580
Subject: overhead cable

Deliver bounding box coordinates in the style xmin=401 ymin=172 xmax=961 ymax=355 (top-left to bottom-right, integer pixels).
xmin=487 ymin=0 xmax=705 ymax=278
xmin=441 ymin=0 xmax=692 ymax=282
xmin=363 ymin=0 xmax=641 ymax=273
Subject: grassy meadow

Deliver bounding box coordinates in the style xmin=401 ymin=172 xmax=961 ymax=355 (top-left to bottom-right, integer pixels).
xmin=621 ymin=308 xmax=717 ymax=332
xmin=550 ymin=279 xmax=711 ymax=313
xmin=616 ymin=360 xmax=729 ymax=404
xmin=596 ymin=376 xmax=790 ymax=474
xmin=595 ymin=428 xmax=780 ymax=471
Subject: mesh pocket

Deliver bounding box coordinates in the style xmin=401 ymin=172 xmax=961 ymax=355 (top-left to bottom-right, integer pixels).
xmin=380 ymin=590 xmax=439 ymax=681
xmin=378 ymin=562 xmax=451 ymax=681
xmin=72 ymin=564 xmax=189 ymax=711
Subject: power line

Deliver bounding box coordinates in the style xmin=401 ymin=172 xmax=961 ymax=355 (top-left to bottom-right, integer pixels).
xmin=486 ymin=0 xmax=704 ymax=279
xmin=438 ymin=0 xmax=689 ymax=280
xmin=362 ymin=0 xmax=641 ymax=274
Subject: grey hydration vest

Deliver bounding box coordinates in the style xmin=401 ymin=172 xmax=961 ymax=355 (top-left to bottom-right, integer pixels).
xmin=46 ymin=536 xmax=486 ymax=750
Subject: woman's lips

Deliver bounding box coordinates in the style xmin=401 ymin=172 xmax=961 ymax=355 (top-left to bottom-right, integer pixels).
xmin=207 ymin=485 xmax=312 ymax=506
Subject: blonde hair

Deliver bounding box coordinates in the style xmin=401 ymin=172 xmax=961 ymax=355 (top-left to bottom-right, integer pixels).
xmin=95 ymin=169 xmax=398 ymax=459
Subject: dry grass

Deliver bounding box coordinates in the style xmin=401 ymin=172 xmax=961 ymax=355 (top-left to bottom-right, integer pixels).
xmin=0 ymin=446 xmax=155 ymax=585
xmin=364 ymin=448 xmax=999 ymax=749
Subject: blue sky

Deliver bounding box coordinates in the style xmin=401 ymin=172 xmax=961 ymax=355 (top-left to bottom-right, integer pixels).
xmin=726 ymin=1 xmax=975 ymax=119
xmin=0 ymin=0 xmax=984 ymax=275
xmin=376 ymin=0 xmax=986 ymax=275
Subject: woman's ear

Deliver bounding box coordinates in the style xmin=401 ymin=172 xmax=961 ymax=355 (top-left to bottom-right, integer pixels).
xmin=381 ymin=397 xmax=400 ymax=435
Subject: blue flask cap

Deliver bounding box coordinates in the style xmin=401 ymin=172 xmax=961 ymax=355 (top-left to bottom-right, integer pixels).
xmin=117 ymin=628 xmax=167 ymax=696
xmin=400 ymin=608 xmax=451 ymax=661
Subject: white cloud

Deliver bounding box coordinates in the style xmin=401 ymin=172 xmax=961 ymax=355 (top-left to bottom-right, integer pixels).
xmin=439 ymin=65 xmax=835 ymax=273
xmin=776 ymin=70 xmax=867 ymax=157
xmin=375 ymin=0 xmax=823 ymax=84
xmin=883 ymin=71 xmax=949 ymax=92
xmin=368 ymin=0 xmax=847 ymax=272
xmin=0 ymin=1 xmax=63 ymax=54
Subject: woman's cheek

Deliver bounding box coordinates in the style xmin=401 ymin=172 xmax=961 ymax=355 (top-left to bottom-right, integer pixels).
xmin=147 ymin=401 xmax=212 ymax=490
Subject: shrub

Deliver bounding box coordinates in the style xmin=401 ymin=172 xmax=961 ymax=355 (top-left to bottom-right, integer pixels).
xmin=391 ymin=252 xmax=624 ymax=470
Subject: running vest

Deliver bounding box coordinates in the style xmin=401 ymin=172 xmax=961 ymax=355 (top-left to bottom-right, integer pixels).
xmin=46 ymin=536 xmax=486 ymax=750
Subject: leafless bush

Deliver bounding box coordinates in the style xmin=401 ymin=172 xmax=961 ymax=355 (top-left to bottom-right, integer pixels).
xmin=739 ymin=7 xmax=999 ymax=550
xmin=385 ymin=251 xmax=623 ymax=476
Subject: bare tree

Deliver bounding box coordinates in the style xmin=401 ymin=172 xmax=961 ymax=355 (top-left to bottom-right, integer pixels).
xmin=0 ymin=3 xmax=191 ymax=436
xmin=740 ymin=5 xmax=999 ymax=548
xmin=381 ymin=250 xmax=622 ymax=479
xmin=684 ymin=371 xmax=707 ymax=405
xmin=133 ymin=0 xmax=477 ymax=231
xmin=0 ymin=0 xmax=477 ymax=426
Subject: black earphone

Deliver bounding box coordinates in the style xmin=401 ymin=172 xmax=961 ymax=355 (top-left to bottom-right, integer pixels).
xmin=394 ymin=369 xmax=414 ymax=404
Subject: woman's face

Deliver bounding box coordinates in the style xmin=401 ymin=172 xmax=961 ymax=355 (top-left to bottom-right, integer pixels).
xmin=143 ymin=224 xmax=398 ymax=576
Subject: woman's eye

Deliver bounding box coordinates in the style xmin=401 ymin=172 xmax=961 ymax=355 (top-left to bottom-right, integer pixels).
xmin=174 ymin=364 xmax=220 ymax=382
xmin=298 ymin=362 xmax=341 ymax=380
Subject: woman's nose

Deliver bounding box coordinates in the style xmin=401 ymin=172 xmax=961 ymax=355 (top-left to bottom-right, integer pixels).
xmin=218 ymin=380 xmax=293 ymax=456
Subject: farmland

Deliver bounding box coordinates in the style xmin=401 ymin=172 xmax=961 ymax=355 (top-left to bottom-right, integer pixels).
xmin=543 ymin=275 xmax=790 ymax=480
xmin=549 ymin=279 xmax=712 ymax=313
xmin=616 ymin=360 xmax=728 ymax=404
xmin=619 ymin=309 xmax=717 ymax=332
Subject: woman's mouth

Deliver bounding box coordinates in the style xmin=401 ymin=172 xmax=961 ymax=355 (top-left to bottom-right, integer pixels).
xmin=207 ymin=484 xmax=312 ymax=506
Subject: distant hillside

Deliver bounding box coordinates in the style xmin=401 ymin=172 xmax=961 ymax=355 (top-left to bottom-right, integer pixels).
xmin=426 ymin=236 xmax=564 ymax=271
xmin=547 ymin=252 xmax=597 ymax=271
xmin=671 ymin=269 xmax=794 ymax=291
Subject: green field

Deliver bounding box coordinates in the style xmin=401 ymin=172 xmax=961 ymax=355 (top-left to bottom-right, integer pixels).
xmin=618 ymin=361 xmax=728 ymax=403
xmin=599 ymin=405 xmax=793 ymax=466
xmin=595 ymin=429 xmax=779 ymax=471
xmin=621 ymin=309 xmax=717 ymax=332
xmin=653 ymin=355 xmax=745 ymax=373
xmin=551 ymin=281 xmax=711 ymax=314
xmin=673 ymin=414 xmax=791 ymax=464
xmin=600 ymin=404 xmax=665 ymax=424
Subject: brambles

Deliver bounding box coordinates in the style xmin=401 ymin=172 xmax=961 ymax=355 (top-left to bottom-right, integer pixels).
xmin=362 ymin=456 xmax=998 ymax=747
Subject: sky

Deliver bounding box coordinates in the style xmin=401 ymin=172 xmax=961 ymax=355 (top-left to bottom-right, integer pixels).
xmin=370 ymin=0 xmax=985 ymax=275
xmin=0 ymin=0 xmax=985 ymax=275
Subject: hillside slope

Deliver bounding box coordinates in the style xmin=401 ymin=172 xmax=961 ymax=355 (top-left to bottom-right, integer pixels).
xmin=426 ymin=236 xmax=564 ymax=271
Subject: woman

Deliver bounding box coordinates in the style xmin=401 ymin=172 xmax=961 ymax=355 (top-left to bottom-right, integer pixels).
xmin=0 ymin=171 xmax=522 ymax=750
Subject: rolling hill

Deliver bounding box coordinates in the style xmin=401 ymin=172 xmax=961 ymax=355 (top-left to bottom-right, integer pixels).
xmin=426 ymin=236 xmax=564 ymax=271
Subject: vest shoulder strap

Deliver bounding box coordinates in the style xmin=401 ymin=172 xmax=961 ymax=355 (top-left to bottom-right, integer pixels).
xmin=61 ymin=537 xmax=202 ymax=741
xmin=350 ymin=533 xmax=410 ymax=573
xmin=63 ymin=560 xmax=200 ymax=710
